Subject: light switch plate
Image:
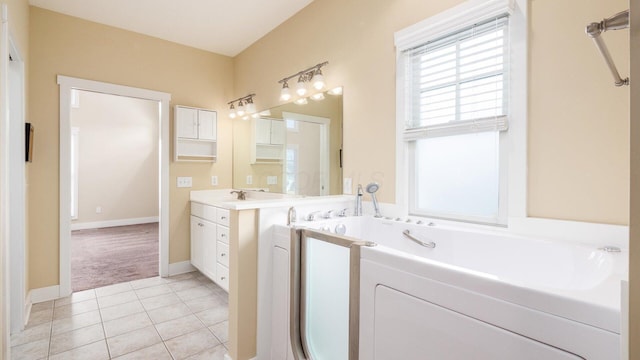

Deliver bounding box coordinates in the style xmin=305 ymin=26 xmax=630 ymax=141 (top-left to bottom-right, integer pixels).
xmin=343 ymin=178 xmax=353 ymax=194
xmin=246 ymin=175 xmax=253 ymax=185
xmin=177 ymin=176 xmax=192 ymax=188
xmin=267 ymin=176 xmax=278 ymax=185
xmin=211 ymin=176 xmax=218 ymax=186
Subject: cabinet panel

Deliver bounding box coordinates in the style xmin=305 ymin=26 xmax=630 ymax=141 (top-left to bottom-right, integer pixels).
xmin=270 ymin=120 xmax=285 ymax=145
xmin=255 ymin=118 xmax=272 ymax=144
xmin=217 ymin=209 xmax=230 ymax=226
xmin=190 ymin=216 xmax=204 ymax=270
xmin=176 ymin=107 xmax=198 ymax=139
xmin=217 ymin=225 xmax=229 ymax=244
xmin=198 ymin=110 xmax=217 ymax=140
xmin=217 ymin=241 xmax=229 ymax=267
xmin=202 ymin=220 xmax=217 ymax=280
xmin=217 ymin=263 xmax=229 ymax=291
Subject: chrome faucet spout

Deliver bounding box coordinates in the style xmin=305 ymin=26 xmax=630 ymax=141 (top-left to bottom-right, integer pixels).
xmin=354 ymin=184 xmax=363 ymax=216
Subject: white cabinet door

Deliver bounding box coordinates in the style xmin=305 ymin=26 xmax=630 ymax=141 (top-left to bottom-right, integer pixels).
xmin=198 ymin=110 xmax=217 ymax=140
xmin=201 ymin=219 xmax=217 ymax=280
xmin=176 ymin=106 xmax=198 ymax=139
xmin=270 ymin=120 xmax=286 ymax=145
xmin=255 ymin=118 xmax=272 ymax=144
xmin=190 ymin=216 xmax=204 ymax=270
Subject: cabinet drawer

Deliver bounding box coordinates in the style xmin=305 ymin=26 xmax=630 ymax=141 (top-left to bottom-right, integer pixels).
xmin=216 ymin=263 xmax=229 ymax=292
xmin=217 ymin=241 xmax=229 ymax=267
xmin=217 ymin=225 xmax=229 ymax=244
xmin=191 ymin=202 xmax=217 ymax=222
xmin=216 ymin=208 xmax=230 ymax=226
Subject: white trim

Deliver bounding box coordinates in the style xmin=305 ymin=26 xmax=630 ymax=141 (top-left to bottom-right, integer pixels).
xmin=0 ymin=4 xmax=10 ymax=357
xmin=168 ymin=261 xmax=196 ymax=276
xmin=70 ymin=127 xmax=79 ymax=220
xmin=23 ymin=293 xmax=31 ymax=327
xmin=396 ymin=0 xmax=528 ymax=227
xmin=394 ymin=0 xmax=514 ymax=51
xmin=57 ymin=75 xmax=171 ymax=298
xmin=29 ymin=285 xmax=60 ymax=304
xmin=70 ymin=216 xmax=159 ymax=231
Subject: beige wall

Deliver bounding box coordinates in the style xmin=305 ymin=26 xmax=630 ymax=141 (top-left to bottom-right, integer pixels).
xmin=71 ymin=90 xmax=159 ymax=224
xmin=234 ymin=0 xmax=629 ymax=225
xmin=28 ymin=7 xmax=234 ymax=289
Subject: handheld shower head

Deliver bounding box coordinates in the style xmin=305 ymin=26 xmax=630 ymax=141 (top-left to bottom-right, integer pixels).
xmin=365 ymin=182 xmax=382 ymax=218
xmin=365 ymin=183 xmax=379 ymax=194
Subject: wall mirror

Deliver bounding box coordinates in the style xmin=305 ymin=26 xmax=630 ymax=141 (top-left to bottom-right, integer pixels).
xmin=232 ymin=90 xmax=343 ymax=196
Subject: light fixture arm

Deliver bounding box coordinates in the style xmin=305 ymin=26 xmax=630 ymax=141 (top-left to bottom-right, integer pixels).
xmin=278 ymin=61 xmax=329 ymax=85
xmin=227 ymin=93 xmax=256 ymax=105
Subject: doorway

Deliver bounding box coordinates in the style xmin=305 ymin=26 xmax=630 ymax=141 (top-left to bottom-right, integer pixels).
xmin=69 ymin=89 xmax=160 ymax=291
xmin=282 ymin=112 xmax=330 ymax=196
xmin=58 ymin=76 xmax=170 ymax=297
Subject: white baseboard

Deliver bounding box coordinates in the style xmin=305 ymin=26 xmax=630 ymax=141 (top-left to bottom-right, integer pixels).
xmin=168 ymin=261 xmax=196 ymax=276
xmin=29 ymin=285 xmax=60 ymax=304
xmin=23 ymin=292 xmax=32 ymax=327
xmin=70 ymin=216 xmax=159 ymax=231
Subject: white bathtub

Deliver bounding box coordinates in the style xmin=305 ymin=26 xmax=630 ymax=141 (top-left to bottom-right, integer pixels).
xmin=355 ymin=217 xmax=627 ymax=359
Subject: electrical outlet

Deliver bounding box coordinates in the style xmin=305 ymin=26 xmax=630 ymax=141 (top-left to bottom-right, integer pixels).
xmin=267 ymin=176 xmax=278 ymax=185
xmin=96 ymin=206 xmax=102 ymax=214
xmin=177 ymin=176 xmax=192 ymax=188
xmin=211 ymin=176 xmax=218 ymax=186
xmin=246 ymin=175 xmax=253 ymax=185
xmin=343 ymin=178 xmax=353 ymax=194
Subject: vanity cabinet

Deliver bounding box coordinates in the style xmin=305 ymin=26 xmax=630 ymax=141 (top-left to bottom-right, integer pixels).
xmin=175 ymin=105 xmax=218 ymax=161
xmin=251 ymin=118 xmax=285 ymax=163
xmin=190 ymin=202 xmax=229 ymax=291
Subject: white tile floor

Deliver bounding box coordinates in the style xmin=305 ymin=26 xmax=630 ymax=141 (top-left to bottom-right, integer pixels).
xmin=10 ymin=271 xmax=229 ymax=360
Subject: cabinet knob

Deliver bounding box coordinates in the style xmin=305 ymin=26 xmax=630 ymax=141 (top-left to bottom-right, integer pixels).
xmin=220 ymin=216 xmax=227 ymax=220
xmin=221 ymin=253 xmax=226 ymax=257
xmin=221 ymin=276 xmax=226 ymax=281
xmin=221 ymin=233 xmax=226 ymax=238
xmin=198 ymin=223 xmax=204 ymax=227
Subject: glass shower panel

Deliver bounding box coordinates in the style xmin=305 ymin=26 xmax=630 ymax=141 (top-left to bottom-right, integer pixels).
xmin=303 ymin=236 xmax=350 ymax=360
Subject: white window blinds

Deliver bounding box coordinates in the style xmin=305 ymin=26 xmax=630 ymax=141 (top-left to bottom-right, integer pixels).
xmin=402 ymin=15 xmax=509 ymax=140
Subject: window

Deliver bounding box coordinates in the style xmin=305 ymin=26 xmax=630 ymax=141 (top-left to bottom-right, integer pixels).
xmin=397 ymin=0 xmax=520 ymax=225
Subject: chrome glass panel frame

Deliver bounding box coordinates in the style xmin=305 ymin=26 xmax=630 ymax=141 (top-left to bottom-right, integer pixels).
xmin=289 ymin=228 xmax=375 ymax=360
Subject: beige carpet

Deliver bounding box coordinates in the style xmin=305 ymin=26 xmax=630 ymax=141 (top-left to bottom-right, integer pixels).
xmin=71 ymin=222 xmax=159 ymax=292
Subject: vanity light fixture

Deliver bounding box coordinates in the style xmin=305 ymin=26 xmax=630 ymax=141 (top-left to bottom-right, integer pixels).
xmin=310 ymin=92 xmax=325 ymax=101
xmin=277 ymin=61 xmax=329 ymax=102
xmin=227 ymin=93 xmax=256 ymax=119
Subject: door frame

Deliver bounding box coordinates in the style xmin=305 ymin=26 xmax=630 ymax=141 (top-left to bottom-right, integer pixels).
xmin=57 ymin=76 xmax=171 ymax=296
xmin=282 ymin=112 xmax=330 ymax=195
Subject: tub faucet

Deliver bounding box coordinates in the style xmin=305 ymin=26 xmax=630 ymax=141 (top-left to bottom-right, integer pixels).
xmin=305 ymin=211 xmax=322 ymax=221
xmin=354 ymin=184 xmax=363 ymax=216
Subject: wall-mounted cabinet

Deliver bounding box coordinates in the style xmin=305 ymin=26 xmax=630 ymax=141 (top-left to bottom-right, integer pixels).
xmin=251 ymin=118 xmax=285 ymax=164
xmin=175 ymin=105 xmax=217 ymax=161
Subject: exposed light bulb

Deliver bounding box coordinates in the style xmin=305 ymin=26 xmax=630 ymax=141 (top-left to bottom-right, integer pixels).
xmin=242 ymin=115 xmax=250 ymax=121
xmin=251 ymin=113 xmax=261 ymax=119
xmin=312 ymin=69 xmax=325 ymax=90
xmin=280 ymin=85 xmax=291 ymax=102
xmin=327 ymin=86 xmax=343 ymax=95
xmin=294 ymin=97 xmax=308 ymax=105
xmin=236 ymin=100 xmax=245 ymax=116
xmin=296 ymin=76 xmax=307 ymax=97
xmin=229 ymin=103 xmax=236 ymax=119
xmin=310 ymin=92 xmax=325 ymax=101
xmin=246 ymin=99 xmax=256 ymax=114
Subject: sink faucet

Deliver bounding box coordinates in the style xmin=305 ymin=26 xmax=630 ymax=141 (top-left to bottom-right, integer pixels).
xmin=305 ymin=211 xmax=322 ymax=221
xmin=287 ymin=207 xmax=297 ymax=226
xmin=230 ymin=190 xmax=246 ymax=200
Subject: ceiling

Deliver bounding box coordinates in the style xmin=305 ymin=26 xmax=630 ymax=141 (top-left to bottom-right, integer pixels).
xmin=28 ymin=0 xmax=314 ymax=57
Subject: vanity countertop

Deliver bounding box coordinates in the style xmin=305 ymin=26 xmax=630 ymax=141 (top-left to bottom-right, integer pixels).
xmin=190 ymin=189 xmax=352 ymax=210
